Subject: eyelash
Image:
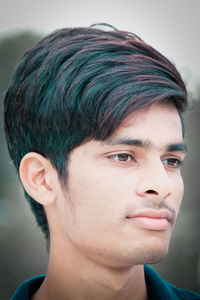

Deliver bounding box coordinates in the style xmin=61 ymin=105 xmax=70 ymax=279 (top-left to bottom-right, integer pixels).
xmin=162 ymin=158 xmax=183 ymax=168
xmin=107 ymin=153 xmax=183 ymax=169
xmin=108 ymin=153 xmax=135 ymax=163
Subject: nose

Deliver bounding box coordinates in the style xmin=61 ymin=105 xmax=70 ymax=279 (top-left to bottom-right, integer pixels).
xmin=136 ymin=159 xmax=172 ymax=201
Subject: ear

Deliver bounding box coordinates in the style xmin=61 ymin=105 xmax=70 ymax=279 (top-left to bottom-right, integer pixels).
xmin=19 ymin=152 xmax=58 ymax=206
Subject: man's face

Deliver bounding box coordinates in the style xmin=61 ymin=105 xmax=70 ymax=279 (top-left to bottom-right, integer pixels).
xmin=54 ymin=102 xmax=186 ymax=268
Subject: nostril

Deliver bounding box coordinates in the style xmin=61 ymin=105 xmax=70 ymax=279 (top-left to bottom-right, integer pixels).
xmin=146 ymin=190 xmax=158 ymax=195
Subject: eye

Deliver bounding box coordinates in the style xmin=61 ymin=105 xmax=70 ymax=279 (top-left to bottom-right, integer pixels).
xmin=108 ymin=153 xmax=134 ymax=162
xmin=162 ymin=158 xmax=183 ymax=168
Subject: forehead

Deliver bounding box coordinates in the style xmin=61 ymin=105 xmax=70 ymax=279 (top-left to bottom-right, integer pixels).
xmin=108 ymin=102 xmax=183 ymax=145
xmin=71 ymin=102 xmax=186 ymax=158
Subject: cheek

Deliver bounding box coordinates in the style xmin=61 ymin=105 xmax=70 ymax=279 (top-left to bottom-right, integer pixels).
xmin=65 ymin=167 xmax=132 ymax=233
xmin=72 ymin=175 xmax=121 ymax=221
xmin=171 ymin=173 xmax=184 ymax=211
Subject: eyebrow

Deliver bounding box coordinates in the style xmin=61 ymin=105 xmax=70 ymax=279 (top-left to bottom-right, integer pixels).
xmin=166 ymin=143 xmax=188 ymax=152
xmin=103 ymin=137 xmax=188 ymax=153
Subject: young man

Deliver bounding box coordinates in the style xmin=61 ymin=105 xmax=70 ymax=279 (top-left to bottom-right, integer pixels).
xmin=4 ymin=26 xmax=199 ymax=299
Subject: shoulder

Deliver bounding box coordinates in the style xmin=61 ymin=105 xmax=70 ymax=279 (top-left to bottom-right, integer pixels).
xmin=144 ymin=265 xmax=200 ymax=300
xmin=11 ymin=275 xmax=45 ymax=300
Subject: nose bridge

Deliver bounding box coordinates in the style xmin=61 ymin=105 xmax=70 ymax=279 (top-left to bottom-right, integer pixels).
xmin=137 ymin=157 xmax=172 ymax=199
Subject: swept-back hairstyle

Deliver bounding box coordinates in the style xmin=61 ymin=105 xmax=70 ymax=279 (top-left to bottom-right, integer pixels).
xmin=4 ymin=26 xmax=187 ymax=239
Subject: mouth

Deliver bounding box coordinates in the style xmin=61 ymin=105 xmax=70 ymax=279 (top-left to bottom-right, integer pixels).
xmin=126 ymin=210 xmax=173 ymax=231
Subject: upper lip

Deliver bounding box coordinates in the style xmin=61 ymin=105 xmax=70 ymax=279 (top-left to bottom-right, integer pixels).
xmin=126 ymin=209 xmax=173 ymax=222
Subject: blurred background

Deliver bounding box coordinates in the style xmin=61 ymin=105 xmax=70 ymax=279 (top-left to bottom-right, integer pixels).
xmin=0 ymin=0 xmax=200 ymax=299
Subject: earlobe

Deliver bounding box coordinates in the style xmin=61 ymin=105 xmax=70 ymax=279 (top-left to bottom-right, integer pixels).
xmin=19 ymin=152 xmax=57 ymax=206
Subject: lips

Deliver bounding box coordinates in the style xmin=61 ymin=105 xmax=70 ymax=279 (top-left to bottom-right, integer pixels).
xmin=126 ymin=210 xmax=173 ymax=231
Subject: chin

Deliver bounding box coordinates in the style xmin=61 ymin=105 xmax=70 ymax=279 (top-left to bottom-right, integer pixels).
xmin=140 ymin=247 xmax=168 ymax=265
xmin=133 ymin=237 xmax=170 ymax=265
xmin=102 ymin=240 xmax=170 ymax=268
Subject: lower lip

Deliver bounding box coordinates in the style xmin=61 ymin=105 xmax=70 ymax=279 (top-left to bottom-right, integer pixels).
xmin=127 ymin=216 xmax=169 ymax=231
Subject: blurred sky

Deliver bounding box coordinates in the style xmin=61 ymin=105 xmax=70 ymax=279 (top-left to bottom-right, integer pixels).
xmin=0 ymin=0 xmax=200 ymax=96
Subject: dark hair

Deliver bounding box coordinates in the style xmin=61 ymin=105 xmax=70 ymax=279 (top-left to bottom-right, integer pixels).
xmin=4 ymin=26 xmax=187 ymax=239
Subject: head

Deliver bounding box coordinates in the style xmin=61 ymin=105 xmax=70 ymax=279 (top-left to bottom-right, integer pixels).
xmin=4 ymin=26 xmax=187 ymax=264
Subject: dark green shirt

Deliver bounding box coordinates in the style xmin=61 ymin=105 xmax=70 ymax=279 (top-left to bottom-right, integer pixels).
xmin=11 ymin=265 xmax=200 ymax=299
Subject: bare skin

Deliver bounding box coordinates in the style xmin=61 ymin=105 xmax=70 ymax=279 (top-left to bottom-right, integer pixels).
xmin=21 ymin=102 xmax=185 ymax=300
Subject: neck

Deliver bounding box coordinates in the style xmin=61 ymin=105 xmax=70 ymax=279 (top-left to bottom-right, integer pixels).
xmin=32 ymin=239 xmax=148 ymax=300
